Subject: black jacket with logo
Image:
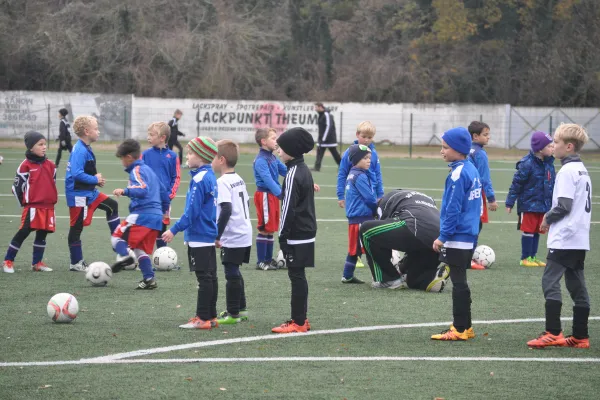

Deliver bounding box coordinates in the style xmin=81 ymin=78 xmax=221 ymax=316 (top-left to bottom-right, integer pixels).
xmin=279 ymin=156 xmax=317 ymax=242
xmin=317 ymin=109 xmax=337 ymax=147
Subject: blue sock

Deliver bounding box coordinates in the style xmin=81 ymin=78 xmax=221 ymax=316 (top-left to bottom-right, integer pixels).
xmin=107 ymin=215 xmax=120 ymax=234
xmin=521 ymin=233 xmax=534 ymax=260
xmin=32 ymin=239 xmax=46 ymax=265
xmin=343 ymin=255 xmax=358 ymax=279
xmin=265 ymin=235 xmax=274 ymax=261
xmin=532 ymin=233 xmax=540 ymax=258
xmin=5 ymin=241 xmax=20 ymax=261
xmin=114 ymin=239 xmax=129 ymax=257
xmin=69 ymin=241 xmax=83 ymax=264
xmin=256 ymin=234 xmax=268 ymax=263
xmin=156 ymin=238 xmax=167 ymax=248
xmin=138 ymin=254 xmax=154 ymax=280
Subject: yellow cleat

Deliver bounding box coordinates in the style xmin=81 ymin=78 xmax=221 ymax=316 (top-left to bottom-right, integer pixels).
xmin=532 ymin=257 xmax=546 ymax=267
xmin=355 ymin=257 xmax=365 ymax=268
xmin=520 ymin=257 xmax=540 ymax=267
xmin=431 ymin=325 xmax=470 ymax=341
xmin=451 ymin=324 xmax=475 ymax=339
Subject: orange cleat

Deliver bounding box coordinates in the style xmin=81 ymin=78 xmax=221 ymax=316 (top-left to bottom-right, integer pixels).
xmin=31 ymin=261 xmax=53 ymax=272
xmin=470 ymin=260 xmax=486 ymax=270
xmin=431 ymin=325 xmax=470 ymax=341
xmin=179 ymin=316 xmax=213 ymax=329
xmin=527 ymin=331 xmax=564 ymax=348
xmin=557 ymin=336 xmax=590 ymax=349
xmin=3 ymin=260 xmax=15 ymax=273
xmin=272 ymin=320 xmax=308 ymax=334
xmin=306 ymin=319 xmax=311 ymax=331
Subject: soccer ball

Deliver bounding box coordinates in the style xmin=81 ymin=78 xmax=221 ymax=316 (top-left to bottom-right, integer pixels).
xmin=391 ymin=250 xmax=403 ymax=268
xmin=116 ymin=249 xmax=138 ymax=271
xmin=275 ymin=250 xmax=286 ymax=268
xmin=85 ymin=261 xmax=113 ymax=286
xmin=473 ymin=245 xmax=495 ymax=268
xmin=152 ymin=247 xmax=178 ymax=271
xmin=47 ymin=293 xmax=79 ymax=323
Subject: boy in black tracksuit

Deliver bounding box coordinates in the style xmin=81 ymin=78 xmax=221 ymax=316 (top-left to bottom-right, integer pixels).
xmin=313 ymin=102 xmax=341 ymax=171
xmin=168 ymin=109 xmax=185 ymax=164
xmin=272 ymin=127 xmax=317 ymax=334
xmin=55 ymin=108 xmax=73 ymax=167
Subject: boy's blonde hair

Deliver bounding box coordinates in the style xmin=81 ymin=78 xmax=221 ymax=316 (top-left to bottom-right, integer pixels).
xmin=147 ymin=122 xmax=170 ymax=142
xmin=73 ymin=116 xmax=97 ymax=137
xmin=356 ymin=121 xmax=376 ymax=137
xmin=554 ymin=123 xmax=589 ymax=152
xmin=217 ymin=139 xmax=239 ymax=168
xmin=255 ymin=127 xmax=276 ymax=146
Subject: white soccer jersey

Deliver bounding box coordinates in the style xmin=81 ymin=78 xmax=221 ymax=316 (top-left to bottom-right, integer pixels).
xmin=217 ymin=173 xmax=253 ymax=248
xmin=547 ymin=161 xmax=591 ymax=250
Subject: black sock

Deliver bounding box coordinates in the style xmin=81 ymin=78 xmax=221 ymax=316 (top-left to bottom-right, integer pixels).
xmin=572 ymin=306 xmax=590 ymax=339
xmin=225 ymin=276 xmax=242 ymax=316
xmin=545 ymin=300 xmax=562 ymax=335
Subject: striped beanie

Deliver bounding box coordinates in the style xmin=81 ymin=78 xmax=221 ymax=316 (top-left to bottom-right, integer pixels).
xmin=188 ymin=136 xmax=217 ymax=163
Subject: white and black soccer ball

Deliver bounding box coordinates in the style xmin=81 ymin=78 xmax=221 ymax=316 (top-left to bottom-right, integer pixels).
xmin=116 ymin=249 xmax=138 ymax=271
xmin=47 ymin=293 xmax=79 ymax=323
xmin=473 ymin=245 xmax=495 ymax=268
xmin=152 ymin=247 xmax=178 ymax=271
xmin=391 ymin=250 xmax=403 ymax=272
xmin=85 ymin=261 xmax=113 ymax=286
xmin=275 ymin=249 xmax=286 ymax=269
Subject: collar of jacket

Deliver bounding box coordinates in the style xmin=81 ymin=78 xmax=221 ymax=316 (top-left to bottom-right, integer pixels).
xmin=125 ymin=159 xmax=144 ymax=172
xmin=259 ymin=148 xmax=274 ymax=157
xmin=350 ymin=166 xmax=368 ymax=174
xmin=561 ymin=154 xmax=581 ymax=165
xmin=151 ymin=145 xmax=169 ymax=153
xmin=189 ymin=164 xmax=212 ymax=176
xmin=25 ymin=150 xmax=47 ymax=163
xmin=285 ymin=156 xmax=305 ymax=168
xmin=472 ymin=142 xmax=483 ymax=150
xmin=447 ymin=159 xmax=465 ymax=169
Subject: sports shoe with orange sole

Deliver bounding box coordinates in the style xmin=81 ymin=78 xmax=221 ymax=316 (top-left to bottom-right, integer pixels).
xmin=3 ymin=260 xmax=15 ymax=273
xmin=32 ymin=262 xmax=53 ymax=272
xmin=306 ymin=319 xmax=311 ymax=331
xmin=527 ymin=331 xmax=564 ymax=348
xmin=179 ymin=316 xmax=213 ymax=329
xmin=470 ymin=260 xmax=486 ymax=270
xmin=431 ymin=325 xmax=470 ymax=341
xmin=272 ymin=320 xmax=308 ymax=334
xmin=451 ymin=324 xmax=475 ymax=339
xmin=557 ymin=336 xmax=590 ymax=349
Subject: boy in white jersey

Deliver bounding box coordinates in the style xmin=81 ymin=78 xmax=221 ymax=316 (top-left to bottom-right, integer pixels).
xmin=527 ymin=124 xmax=591 ymax=349
xmin=212 ymin=140 xmax=252 ymax=325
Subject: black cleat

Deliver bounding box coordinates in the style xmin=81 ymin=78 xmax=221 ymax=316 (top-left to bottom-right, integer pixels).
xmin=111 ymin=256 xmax=135 ymax=273
xmin=136 ymin=278 xmax=157 ymax=290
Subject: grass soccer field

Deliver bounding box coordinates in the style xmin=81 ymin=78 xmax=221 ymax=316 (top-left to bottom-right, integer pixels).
xmin=0 ymin=144 xmax=599 ymax=400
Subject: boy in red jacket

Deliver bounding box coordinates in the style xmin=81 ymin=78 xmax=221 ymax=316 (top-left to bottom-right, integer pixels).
xmin=3 ymin=131 xmax=58 ymax=273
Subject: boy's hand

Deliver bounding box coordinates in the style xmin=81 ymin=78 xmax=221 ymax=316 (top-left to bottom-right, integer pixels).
xmin=540 ymin=216 xmax=550 ymax=233
xmin=338 ymin=200 xmax=345 ymax=208
xmin=506 ymin=207 xmax=512 ymax=214
xmin=215 ymin=240 xmax=222 ymax=248
xmin=433 ymin=239 xmax=444 ymax=253
xmin=95 ymin=173 xmax=105 ymax=187
xmin=161 ymin=230 xmax=174 ymax=243
xmin=488 ymin=201 xmax=498 ymax=211
xmin=313 ymin=183 xmax=320 ymax=192
xmin=113 ymin=188 xmax=125 ymax=197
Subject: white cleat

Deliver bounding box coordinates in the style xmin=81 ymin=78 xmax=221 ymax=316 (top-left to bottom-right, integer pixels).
xmin=371 ymin=276 xmax=407 ymax=289
xmin=69 ymin=260 xmax=88 ymax=272
xmin=31 ymin=262 xmax=53 ymax=272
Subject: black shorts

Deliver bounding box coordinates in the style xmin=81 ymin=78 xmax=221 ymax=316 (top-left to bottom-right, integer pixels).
xmin=187 ymin=246 xmax=217 ymax=272
xmin=284 ymin=241 xmax=315 ymax=268
xmin=220 ymin=246 xmax=251 ymax=265
xmin=439 ymin=247 xmax=473 ymax=269
xmin=547 ymin=249 xmax=586 ymax=270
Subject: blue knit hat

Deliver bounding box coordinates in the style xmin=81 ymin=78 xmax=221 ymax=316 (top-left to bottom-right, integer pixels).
xmin=442 ymin=127 xmax=471 ymax=156
xmin=348 ymin=144 xmax=371 ymax=166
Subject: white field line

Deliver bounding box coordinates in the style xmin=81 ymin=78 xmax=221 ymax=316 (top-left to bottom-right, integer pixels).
xmin=1 ymin=316 xmax=599 ymax=367
xmin=1 ymin=356 xmax=599 ymax=367
xmin=1 ymin=214 xmax=600 ymax=224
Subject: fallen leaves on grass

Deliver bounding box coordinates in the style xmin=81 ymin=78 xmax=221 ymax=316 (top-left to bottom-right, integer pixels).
xmin=219 ymin=387 xmax=227 ymax=391
xmin=39 ymin=385 xmax=52 ymax=389
xmin=185 ymin=377 xmax=193 ymax=381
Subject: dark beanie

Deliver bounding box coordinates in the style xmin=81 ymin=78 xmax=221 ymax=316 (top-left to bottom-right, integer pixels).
xmin=531 ymin=131 xmax=553 ymax=153
xmin=59 ymin=108 xmax=69 ymax=117
xmin=277 ymin=127 xmax=314 ymax=158
xmin=24 ymin=131 xmax=45 ymax=150
xmin=348 ymin=144 xmax=371 ymax=166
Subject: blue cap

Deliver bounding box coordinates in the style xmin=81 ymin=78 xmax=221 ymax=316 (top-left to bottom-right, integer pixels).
xmin=442 ymin=127 xmax=471 ymax=156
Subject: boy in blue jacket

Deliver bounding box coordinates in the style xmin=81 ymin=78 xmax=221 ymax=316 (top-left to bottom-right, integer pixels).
xmin=342 ymin=144 xmax=377 ymax=284
xmin=65 ymin=116 xmax=120 ymax=272
xmin=505 ymin=131 xmax=555 ymax=267
xmin=162 ymin=137 xmax=219 ymax=330
xmin=432 ymin=127 xmax=482 ymax=341
xmin=110 ymin=140 xmax=170 ymax=289
xmin=142 ymin=122 xmax=181 ymax=250
xmin=337 ymin=121 xmax=383 ymax=268
xmin=468 ymin=121 xmax=497 ymax=269
xmin=253 ymin=128 xmax=287 ymax=270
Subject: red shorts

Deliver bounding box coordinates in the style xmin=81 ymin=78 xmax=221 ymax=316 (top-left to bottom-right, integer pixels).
xmin=20 ymin=207 xmax=56 ymax=232
xmin=480 ymin=193 xmax=489 ymax=223
xmin=254 ymin=191 xmax=280 ymax=233
xmin=518 ymin=212 xmax=545 ymax=234
xmin=348 ymin=224 xmax=364 ymax=257
xmin=69 ymin=192 xmax=109 ymax=227
xmin=112 ymin=220 xmax=159 ymax=255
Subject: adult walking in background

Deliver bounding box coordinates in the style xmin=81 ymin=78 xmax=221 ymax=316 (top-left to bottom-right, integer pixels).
xmin=55 ymin=108 xmax=73 ymax=167
xmin=168 ymin=109 xmax=185 ymax=165
xmin=313 ymin=102 xmax=341 ymax=171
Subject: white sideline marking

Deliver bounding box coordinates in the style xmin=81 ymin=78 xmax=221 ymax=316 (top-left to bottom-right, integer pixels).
xmin=1 ymin=356 xmax=599 ymax=367
xmin=1 ymin=316 xmax=599 ymax=368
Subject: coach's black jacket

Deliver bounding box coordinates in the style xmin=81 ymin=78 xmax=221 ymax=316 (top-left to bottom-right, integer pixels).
xmin=167 ymin=117 xmax=185 ymax=146
xmin=378 ymin=189 xmax=440 ymax=247
xmin=317 ymin=109 xmax=337 ymax=147
xmin=279 ymin=156 xmax=317 ymax=243
xmin=58 ymin=118 xmax=72 ymax=145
